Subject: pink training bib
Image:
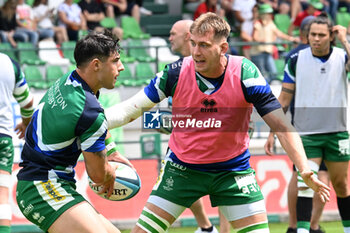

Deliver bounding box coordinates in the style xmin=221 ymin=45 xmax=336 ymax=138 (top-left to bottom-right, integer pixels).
xmin=168 ymin=56 xmax=253 ymax=164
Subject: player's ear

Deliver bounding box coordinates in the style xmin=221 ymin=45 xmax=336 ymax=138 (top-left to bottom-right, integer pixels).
xmin=220 ymin=41 xmax=229 ymax=56
xmin=91 ymin=58 xmax=100 ymax=71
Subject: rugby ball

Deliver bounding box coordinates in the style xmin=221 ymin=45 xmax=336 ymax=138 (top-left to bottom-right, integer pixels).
xmin=88 ymin=161 xmax=141 ymax=201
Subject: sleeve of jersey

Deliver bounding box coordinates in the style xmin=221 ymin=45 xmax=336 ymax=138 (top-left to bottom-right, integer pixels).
xmin=11 ymin=58 xmax=34 ymax=118
xmin=283 ymin=55 xmax=297 ymax=83
xmin=241 ymin=58 xmax=281 ymax=117
xmin=77 ymin=94 xmax=108 ymax=153
xmin=144 ymin=59 xmax=182 ymax=101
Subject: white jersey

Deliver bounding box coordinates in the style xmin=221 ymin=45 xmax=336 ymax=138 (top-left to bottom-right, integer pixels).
xmin=0 ymin=53 xmax=33 ymax=137
xmin=294 ymin=47 xmax=347 ymax=135
xmin=0 ymin=54 xmax=17 ymax=136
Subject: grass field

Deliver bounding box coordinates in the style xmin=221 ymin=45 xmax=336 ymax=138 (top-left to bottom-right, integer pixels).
xmin=120 ymin=221 xmax=344 ymax=233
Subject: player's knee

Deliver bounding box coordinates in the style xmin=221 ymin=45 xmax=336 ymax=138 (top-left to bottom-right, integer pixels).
xmin=236 ymin=221 xmax=269 ymax=233
xmin=0 ymin=204 xmax=11 ymax=221
xmin=136 ymin=207 xmax=171 ymax=233
xmin=332 ymin=180 xmax=349 ymax=197
xmin=0 ymin=173 xmax=11 ymax=189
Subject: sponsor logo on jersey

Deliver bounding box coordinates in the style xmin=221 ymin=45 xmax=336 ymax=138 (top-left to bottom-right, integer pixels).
xmin=41 ymin=180 xmax=66 ymax=202
xmin=201 ymin=99 xmax=217 ymax=112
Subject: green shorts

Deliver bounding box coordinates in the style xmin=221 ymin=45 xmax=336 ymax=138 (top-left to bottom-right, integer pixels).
xmin=301 ymin=131 xmax=350 ymax=162
xmin=16 ymin=179 xmax=86 ymax=232
xmin=151 ymin=160 xmax=264 ymax=208
xmin=0 ymin=136 xmax=14 ymax=173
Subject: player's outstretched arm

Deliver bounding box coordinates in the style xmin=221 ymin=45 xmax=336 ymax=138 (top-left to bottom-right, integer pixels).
xmin=262 ymin=108 xmax=331 ymax=202
xmin=105 ymin=90 xmax=157 ymax=129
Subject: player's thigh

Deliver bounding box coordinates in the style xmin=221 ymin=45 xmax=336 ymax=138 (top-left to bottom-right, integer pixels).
xmin=324 ymin=160 xmax=349 ymax=196
xmin=49 ymin=202 xmax=118 ymax=233
xmin=0 ymin=136 xmax=14 ymax=173
xmin=98 ymin=213 xmax=121 ymax=233
xmin=16 ymin=179 xmax=86 ymax=232
xmin=300 ymin=135 xmax=323 ymax=159
xmin=324 ymin=131 xmax=350 ymax=162
xmin=150 ymin=160 xmax=210 ymax=208
xmin=210 ymin=168 xmax=264 ymax=207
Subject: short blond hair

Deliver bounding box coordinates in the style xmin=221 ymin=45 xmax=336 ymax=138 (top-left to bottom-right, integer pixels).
xmin=190 ymin=12 xmax=230 ymax=41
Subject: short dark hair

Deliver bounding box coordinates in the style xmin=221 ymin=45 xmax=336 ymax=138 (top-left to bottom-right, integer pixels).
xmin=74 ymin=29 xmax=121 ymax=68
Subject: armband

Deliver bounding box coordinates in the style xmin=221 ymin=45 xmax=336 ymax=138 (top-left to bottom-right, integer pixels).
xmin=105 ymin=137 xmax=117 ymax=156
xmin=20 ymin=105 xmax=34 ymax=118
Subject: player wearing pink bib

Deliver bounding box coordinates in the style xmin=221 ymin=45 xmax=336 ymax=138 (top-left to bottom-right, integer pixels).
xmin=105 ymin=12 xmax=330 ymax=233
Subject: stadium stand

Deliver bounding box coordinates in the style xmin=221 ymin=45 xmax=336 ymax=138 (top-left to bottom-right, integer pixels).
xmin=135 ymin=62 xmax=155 ymax=85
xmin=61 ymin=41 xmax=76 ymax=64
xmin=18 ymin=42 xmax=46 ymax=65
xmin=38 ymin=40 xmax=70 ymax=66
xmin=148 ymin=37 xmax=179 ymax=62
xmin=46 ymin=65 xmax=64 ymax=85
xmin=0 ymin=43 xmax=18 ymax=62
xmin=128 ymin=39 xmax=155 ymax=62
xmin=121 ymin=16 xmax=151 ymax=39
xmin=336 ymin=7 xmax=350 ymax=27
xmin=24 ymin=65 xmax=47 ymax=89
xmin=274 ymin=13 xmax=291 ymax=34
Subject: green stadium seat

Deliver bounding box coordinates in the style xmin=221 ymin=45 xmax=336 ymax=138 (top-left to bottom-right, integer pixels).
xmin=143 ymin=2 xmax=168 ymax=14
xmin=18 ymin=42 xmax=46 ymax=65
xmin=24 ymin=66 xmax=48 ymax=89
xmin=336 ymin=7 xmax=350 ymax=27
xmin=274 ymin=58 xmax=285 ymax=81
xmin=61 ymin=41 xmax=76 ymax=64
xmin=0 ymin=43 xmax=18 ymax=62
xmin=135 ymin=62 xmax=155 ymax=85
xmin=117 ymin=63 xmax=136 ymax=86
xmin=100 ymin=17 xmax=117 ymax=29
xmin=46 ymin=65 xmax=64 ymax=85
xmin=140 ymin=15 xmax=182 ymax=28
xmin=144 ymin=24 xmax=172 ymax=37
xmin=26 ymin=0 xmax=34 ymax=6
xmin=120 ymin=50 xmax=136 ymax=63
xmin=128 ymin=39 xmax=155 ymax=62
xmin=274 ymin=14 xmax=291 ymax=34
xmin=121 ymin=16 xmax=151 ymax=39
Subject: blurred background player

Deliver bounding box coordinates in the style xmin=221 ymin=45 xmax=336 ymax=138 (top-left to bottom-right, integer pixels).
xmin=266 ymin=13 xmax=350 ymax=233
xmin=250 ymin=3 xmax=299 ymax=83
xmin=105 ymin=12 xmax=330 ymax=233
xmin=264 ymin=15 xmax=329 ymax=233
xmin=0 ymin=52 xmax=34 ymax=233
xmin=15 ymin=30 xmax=132 ymax=233
xmin=288 ymin=0 xmax=323 ymax=36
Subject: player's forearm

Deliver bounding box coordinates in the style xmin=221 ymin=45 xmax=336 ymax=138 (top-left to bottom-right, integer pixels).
xmin=105 ymin=90 xmax=157 ymax=129
xmin=263 ymin=108 xmax=309 ymax=172
xmin=275 ymin=130 xmax=310 ymax=173
xmin=340 ymin=39 xmax=350 ymax=71
xmin=84 ymin=150 xmax=110 ymax=183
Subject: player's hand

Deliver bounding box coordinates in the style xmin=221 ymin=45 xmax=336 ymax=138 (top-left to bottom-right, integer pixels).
xmin=264 ymin=132 xmax=275 ymax=155
xmin=96 ymin=162 xmax=117 ymax=198
xmin=333 ymin=25 xmax=347 ymax=43
xmin=15 ymin=122 xmax=27 ymax=139
xmin=108 ymin=150 xmax=135 ymax=170
xmin=299 ymin=170 xmax=331 ymax=203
